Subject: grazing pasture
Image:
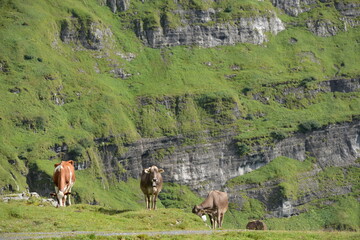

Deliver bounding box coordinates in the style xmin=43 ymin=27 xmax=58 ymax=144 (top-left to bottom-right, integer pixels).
xmin=0 ymin=200 xmax=359 ymax=240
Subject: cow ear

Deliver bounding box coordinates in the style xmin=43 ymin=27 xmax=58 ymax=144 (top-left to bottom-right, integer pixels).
xmin=54 ymin=163 xmax=61 ymax=168
xmin=158 ymin=169 xmax=164 ymax=173
xmin=68 ymin=160 xmax=74 ymax=165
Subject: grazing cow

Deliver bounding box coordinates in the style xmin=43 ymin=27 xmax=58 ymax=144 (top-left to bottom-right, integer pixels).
xmin=246 ymin=220 xmax=267 ymax=230
xmin=52 ymin=160 xmax=76 ymax=207
xmin=192 ymin=190 xmax=228 ymax=229
xmin=140 ymin=165 xmax=164 ymax=210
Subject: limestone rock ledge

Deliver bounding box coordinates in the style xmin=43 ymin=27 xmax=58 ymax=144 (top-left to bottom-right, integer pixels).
xmin=134 ymin=9 xmax=285 ymax=48
xmin=97 ymin=119 xmax=360 ymax=196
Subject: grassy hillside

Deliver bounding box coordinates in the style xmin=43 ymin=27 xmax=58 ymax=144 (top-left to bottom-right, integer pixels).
xmin=0 ymin=0 xmax=360 ymax=232
xmin=226 ymin=157 xmax=360 ymax=231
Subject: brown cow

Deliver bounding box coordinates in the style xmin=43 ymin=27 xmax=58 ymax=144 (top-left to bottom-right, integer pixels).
xmin=140 ymin=165 xmax=164 ymax=210
xmin=52 ymin=160 xmax=76 ymax=207
xmin=192 ymin=190 xmax=228 ymax=229
xmin=246 ymin=220 xmax=267 ymax=230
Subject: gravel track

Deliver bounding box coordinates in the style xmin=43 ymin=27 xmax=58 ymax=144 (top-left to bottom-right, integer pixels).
xmin=0 ymin=230 xmax=244 ymax=239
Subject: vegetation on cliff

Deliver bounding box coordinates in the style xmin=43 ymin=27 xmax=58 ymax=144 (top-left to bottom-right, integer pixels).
xmin=0 ymin=0 xmax=359 ymax=232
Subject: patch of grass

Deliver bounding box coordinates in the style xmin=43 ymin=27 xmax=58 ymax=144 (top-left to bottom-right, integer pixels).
xmin=1 ymin=200 xmax=359 ymax=238
xmin=0 ymin=201 xmax=206 ymax=233
xmin=267 ymin=195 xmax=360 ymax=232
xmin=227 ymin=156 xmax=314 ymax=187
xmin=159 ymin=182 xmax=203 ymax=210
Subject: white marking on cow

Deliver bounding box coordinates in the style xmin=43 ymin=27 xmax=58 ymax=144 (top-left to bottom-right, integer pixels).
xmin=68 ymin=166 xmax=73 ymax=185
xmin=54 ymin=165 xmax=63 ymax=172
xmin=202 ymin=215 xmax=207 ymax=222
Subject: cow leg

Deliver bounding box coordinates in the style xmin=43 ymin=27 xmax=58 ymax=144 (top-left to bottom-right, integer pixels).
xmin=57 ymin=191 xmax=65 ymax=207
xmin=145 ymin=195 xmax=151 ymax=209
xmin=54 ymin=187 xmax=59 ymax=207
xmin=63 ymin=195 xmax=68 ymax=207
xmin=209 ymin=214 xmax=215 ymax=229
xmin=150 ymin=194 xmax=154 ymax=210
xmin=219 ymin=212 xmax=225 ymax=228
xmin=153 ymin=193 xmax=158 ymax=210
xmin=149 ymin=195 xmax=152 ymax=209
xmin=67 ymin=187 xmax=73 ymax=206
xmin=214 ymin=215 xmax=218 ymax=229
xmin=151 ymin=195 xmax=155 ymax=210
xmin=67 ymin=194 xmax=71 ymax=206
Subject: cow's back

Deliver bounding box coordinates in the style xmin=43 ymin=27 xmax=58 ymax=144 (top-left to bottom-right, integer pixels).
xmin=210 ymin=190 xmax=228 ymax=212
xmin=53 ymin=161 xmax=75 ymax=191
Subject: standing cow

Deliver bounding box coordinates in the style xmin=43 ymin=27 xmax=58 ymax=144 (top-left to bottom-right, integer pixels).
xmin=52 ymin=160 xmax=76 ymax=207
xmin=140 ymin=165 xmax=164 ymax=210
xmin=192 ymin=190 xmax=228 ymax=229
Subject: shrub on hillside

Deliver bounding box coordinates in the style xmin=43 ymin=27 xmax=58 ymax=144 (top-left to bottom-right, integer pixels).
xmin=299 ymin=76 xmax=316 ymax=87
xmin=68 ymin=145 xmax=84 ymax=160
xmin=298 ymin=120 xmax=321 ymax=133
xmin=270 ymin=130 xmax=287 ymax=140
xmin=236 ymin=142 xmax=250 ymax=156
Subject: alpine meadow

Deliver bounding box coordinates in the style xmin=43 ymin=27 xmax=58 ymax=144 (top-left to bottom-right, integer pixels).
xmin=0 ymin=0 xmax=360 ymax=239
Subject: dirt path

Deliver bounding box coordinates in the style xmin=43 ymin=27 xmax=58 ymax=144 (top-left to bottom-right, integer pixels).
xmin=0 ymin=229 xmax=244 ymax=239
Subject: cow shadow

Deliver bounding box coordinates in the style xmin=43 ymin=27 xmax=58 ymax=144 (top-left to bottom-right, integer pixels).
xmin=98 ymin=207 xmax=132 ymax=215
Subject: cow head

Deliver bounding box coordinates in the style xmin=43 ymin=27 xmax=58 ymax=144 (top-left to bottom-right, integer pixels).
xmin=50 ymin=192 xmax=72 ymax=207
xmin=144 ymin=166 xmax=164 ymax=187
xmin=192 ymin=205 xmax=206 ymax=217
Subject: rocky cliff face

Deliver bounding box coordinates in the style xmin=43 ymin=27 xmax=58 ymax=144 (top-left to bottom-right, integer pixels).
xmin=271 ymin=0 xmax=360 ymax=37
xmin=271 ymin=0 xmax=318 ymax=17
xmin=271 ymin=0 xmax=360 ymax=18
xmin=106 ymin=0 xmax=130 ymax=13
xmin=94 ymin=114 xmax=360 ymax=217
xmin=254 ymin=78 xmax=360 ymax=106
xmin=106 ymin=0 xmax=360 ymax=44
xmin=60 ymin=15 xmax=113 ymax=50
xmin=86 ymin=78 xmax=360 ymax=194
xmin=335 ymin=1 xmax=360 ymax=17
xmin=135 ymin=9 xmax=285 ymax=48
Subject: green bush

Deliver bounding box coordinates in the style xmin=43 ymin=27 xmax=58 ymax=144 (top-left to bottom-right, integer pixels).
xmin=299 ymin=77 xmax=316 ymax=87
xmin=270 ymin=131 xmax=287 ymax=140
xmin=298 ymin=120 xmax=321 ymax=133
xmin=236 ymin=142 xmax=250 ymax=156
xmin=68 ymin=145 xmax=84 ymax=160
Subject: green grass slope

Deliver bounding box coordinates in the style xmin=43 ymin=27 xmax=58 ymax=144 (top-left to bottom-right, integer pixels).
xmin=226 ymin=157 xmax=360 ymax=231
xmin=0 ymin=0 xmax=359 ymax=231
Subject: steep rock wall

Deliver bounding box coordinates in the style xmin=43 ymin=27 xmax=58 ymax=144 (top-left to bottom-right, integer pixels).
xmin=271 ymin=0 xmax=360 ymax=17
xmin=270 ymin=0 xmax=318 ymax=17
xmin=135 ymin=9 xmax=285 ymax=48
xmin=60 ymin=16 xmax=113 ymax=50
xmin=106 ymin=0 xmax=130 ymax=13
xmin=99 ymin=120 xmax=360 ymax=197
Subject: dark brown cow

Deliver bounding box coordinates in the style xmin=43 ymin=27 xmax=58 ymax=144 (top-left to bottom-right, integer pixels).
xmin=246 ymin=220 xmax=267 ymax=230
xmin=52 ymin=160 xmax=76 ymax=207
xmin=192 ymin=190 xmax=228 ymax=229
xmin=140 ymin=165 xmax=164 ymax=210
